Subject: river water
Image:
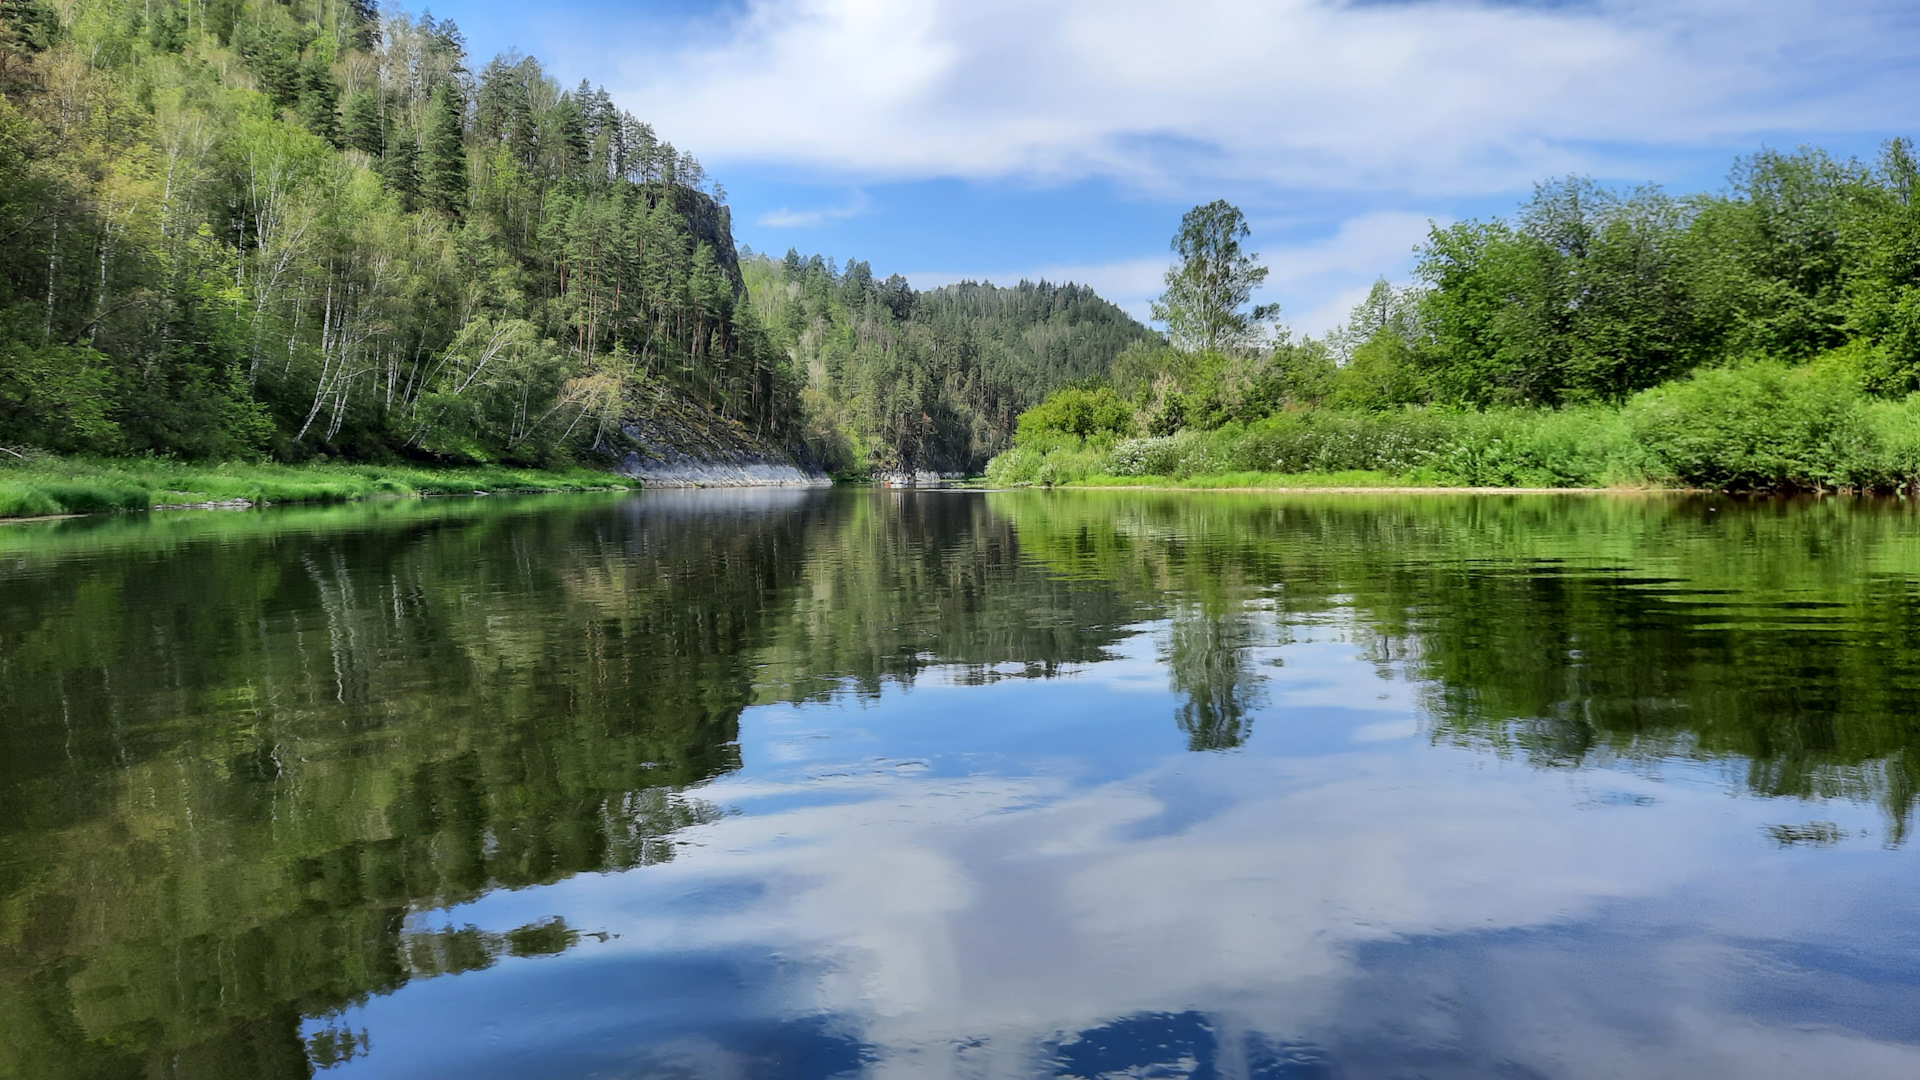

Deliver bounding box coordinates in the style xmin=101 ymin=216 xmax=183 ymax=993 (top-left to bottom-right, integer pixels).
xmin=4 ymin=488 xmax=1919 ymax=1079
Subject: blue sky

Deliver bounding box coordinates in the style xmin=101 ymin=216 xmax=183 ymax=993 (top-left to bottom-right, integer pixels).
xmin=436 ymin=0 xmax=1920 ymax=334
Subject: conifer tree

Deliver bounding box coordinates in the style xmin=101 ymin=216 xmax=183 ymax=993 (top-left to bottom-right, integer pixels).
xmin=382 ymin=134 xmax=422 ymax=207
xmin=343 ymin=90 xmax=383 ymax=155
xmin=422 ymin=83 xmax=468 ymax=218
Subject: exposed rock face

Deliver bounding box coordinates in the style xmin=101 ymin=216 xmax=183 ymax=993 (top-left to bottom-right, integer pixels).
xmin=647 ymin=184 xmax=745 ymax=293
xmin=615 ymin=445 xmax=826 ymax=488
xmin=599 ymin=382 xmax=828 ymax=488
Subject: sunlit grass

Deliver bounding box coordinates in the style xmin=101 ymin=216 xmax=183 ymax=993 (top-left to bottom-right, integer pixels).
xmin=1073 ymin=470 xmax=1421 ymax=489
xmin=0 ymin=456 xmax=630 ymax=519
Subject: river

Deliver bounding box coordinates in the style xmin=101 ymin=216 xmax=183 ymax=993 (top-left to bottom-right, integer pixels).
xmin=3 ymin=488 xmax=1918 ymax=1079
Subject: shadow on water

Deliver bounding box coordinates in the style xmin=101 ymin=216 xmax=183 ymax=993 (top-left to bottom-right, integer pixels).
xmin=3 ymin=488 xmax=1920 ymax=1075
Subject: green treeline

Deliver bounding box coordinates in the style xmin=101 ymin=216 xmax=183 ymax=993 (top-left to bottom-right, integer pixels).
xmin=994 ymin=150 xmax=1920 ymax=491
xmin=0 ymin=0 xmax=1155 ymax=492
xmin=741 ymin=250 xmax=1149 ymax=475
xmin=0 ymin=0 xmax=798 ymax=467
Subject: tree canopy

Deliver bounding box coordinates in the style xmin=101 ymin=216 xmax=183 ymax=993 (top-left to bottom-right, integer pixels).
xmin=1151 ymin=200 xmax=1279 ymax=353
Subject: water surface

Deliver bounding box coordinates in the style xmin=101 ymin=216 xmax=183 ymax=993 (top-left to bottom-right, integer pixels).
xmin=4 ymin=489 xmax=1920 ymax=1079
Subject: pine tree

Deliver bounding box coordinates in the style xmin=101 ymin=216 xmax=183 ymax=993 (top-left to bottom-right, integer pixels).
xmin=381 ymin=133 xmax=421 ymax=208
xmin=554 ymin=94 xmax=588 ymax=180
xmin=422 ymin=84 xmax=469 ymax=218
xmin=299 ymin=58 xmax=341 ymax=146
xmin=343 ymin=91 xmax=384 ymax=156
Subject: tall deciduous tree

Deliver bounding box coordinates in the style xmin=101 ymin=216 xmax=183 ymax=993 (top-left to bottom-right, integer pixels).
xmin=1152 ymin=200 xmax=1278 ymax=353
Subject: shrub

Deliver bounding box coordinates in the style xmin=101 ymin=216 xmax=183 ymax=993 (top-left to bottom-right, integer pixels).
xmin=1625 ymin=363 xmax=1876 ymax=490
xmin=1014 ymin=387 xmax=1136 ymax=445
xmin=1106 ymin=434 xmax=1190 ymax=477
xmin=0 ymin=482 xmax=60 ymax=518
xmin=986 ymin=437 xmax=1108 ymax=486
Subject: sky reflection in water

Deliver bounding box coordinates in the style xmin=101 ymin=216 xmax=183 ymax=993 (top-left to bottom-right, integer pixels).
xmin=4 ymin=489 xmax=1919 ymax=1079
xmin=332 ymin=633 xmax=1915 ymax=1079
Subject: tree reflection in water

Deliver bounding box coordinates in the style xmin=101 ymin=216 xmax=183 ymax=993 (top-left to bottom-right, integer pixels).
xmin=6 ymin=488 xmax=1920 ymax=1076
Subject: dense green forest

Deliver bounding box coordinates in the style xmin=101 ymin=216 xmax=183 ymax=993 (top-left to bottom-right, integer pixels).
xmin=0 ymin=0 xmax=815 ymax=465
xmin=741 ymin=250 xmax=1149 ymax=474
xmin=0 ymin=0 xmax=1150 ymax=490
xmin=995 ymin=150 xmax=1920 ymax=491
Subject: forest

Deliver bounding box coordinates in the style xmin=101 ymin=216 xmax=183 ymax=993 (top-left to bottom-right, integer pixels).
xmin=0 ymin=0 xmax=802 ymax=466
xmin=740 ymin=250 xmax=1148 ymax=475
xmin=0 ymin=0 xmax=1146 ymax=501
xmin=993 ymin=149 xmax=1920 ymax=491
xmin=10 ymin=0 xmax=1920 ymax=497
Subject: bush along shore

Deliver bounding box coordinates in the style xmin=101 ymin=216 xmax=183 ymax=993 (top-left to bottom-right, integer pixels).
xmin=0 ymin=457 xmax=629 ymax=520
xmin=985 ymin=362 xmax=1920 ymax=493
xmin=991 ymin=145 xmax=1920 ymax=497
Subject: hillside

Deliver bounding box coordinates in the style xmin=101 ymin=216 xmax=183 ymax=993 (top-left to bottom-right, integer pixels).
xmin=743 ymin=252 xmax=1152 ymax=476
xmin=0 ymin=0 xmax=1151 ymax=484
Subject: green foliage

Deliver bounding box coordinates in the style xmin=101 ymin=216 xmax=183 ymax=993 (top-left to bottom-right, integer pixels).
xmin=993 ymin=141 xmax=1920 ymax=493
xmin=1014 ymin=386 xmax=1134 ymax=444
xmin=0 ymin=454 xmax=627 ymax=517
xmin=1625 ymin=361 xmax=1880 ymax=490
xmin=983 ymin=434 xmax=1110 ymax=487
xmin=1416 ymin=180 xmax=1710 ymax=405
xmin=744 ymin=252 xmax=1151 ymax=475
xmin=1408 ymin=147 xmax=1920 ymax=409
xmin=0 ymin=343 xmax=120 ymax=450
xmin=422 ymin=82 xmax=468 ymax=217
xmin=0 ymin=0 xmax=798 ymax=472
xmin=1077 ymin=408 xmax=1646 ymax=489
xmin=1328 ymin=329 xmax=1424 ymax=410
xmin=1151 ymin=200 xmax=1277 ymax=352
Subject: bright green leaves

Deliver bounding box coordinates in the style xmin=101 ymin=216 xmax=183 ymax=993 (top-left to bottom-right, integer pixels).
xmin=1014 ymin=387 xmax=1136 ymax=445
xmin=1151 ymin=200 xmax=1276 ymax=354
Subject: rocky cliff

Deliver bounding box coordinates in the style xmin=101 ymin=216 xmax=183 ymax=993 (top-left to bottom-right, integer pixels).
xmin=598 ymin=382 xmax=827 ymax=488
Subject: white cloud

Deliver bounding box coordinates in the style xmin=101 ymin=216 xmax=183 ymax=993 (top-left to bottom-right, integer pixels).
xmin=604 ymin=0 xmax=1920 ymax=194
xmin=359 ymin=736 xmax=1910 ymax=1077
xmin=756 ymin=189 xmax=871 ymax=228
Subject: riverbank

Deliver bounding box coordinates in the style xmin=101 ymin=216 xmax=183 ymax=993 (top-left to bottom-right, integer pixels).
xmin=1060 ymin=472 xmax=1631 ymax=493
xmin=0 ymin=457 xmax=630 ymax=520
xmin=987 ymin=364 xmax=1920 ymax=494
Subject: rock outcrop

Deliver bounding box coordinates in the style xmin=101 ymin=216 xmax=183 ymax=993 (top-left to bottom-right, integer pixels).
xmin=616 ymin=445 xmax=824 ymax=487
xmin=599 ymin=381 xmax=828 ymax=488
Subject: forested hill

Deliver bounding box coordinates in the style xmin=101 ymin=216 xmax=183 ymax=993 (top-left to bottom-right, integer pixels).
xmin=743 ymin=252 xmax=1152 ymax=475
xmin=0 ymin=0 xmax=793 ymax=465
xmin=0 ymin=0 xmax=1151 ymax=479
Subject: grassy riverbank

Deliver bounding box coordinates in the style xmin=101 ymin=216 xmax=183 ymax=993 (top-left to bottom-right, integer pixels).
xmin=987 ymin=362 xmax=1920 ymax=493
xmin=0 ymin=457 xmax=629 ymax=519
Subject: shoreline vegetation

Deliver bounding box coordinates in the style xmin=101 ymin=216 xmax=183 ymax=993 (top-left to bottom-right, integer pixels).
xmin=11 ymin=3 xmax=1920 ymax=511
xmin=0 ymin=0 xmax=1142 ymax=492
xmin=0 ymin=456 xmax=627 ymax=521
xmin=986 ymin=165 xmax=1920 ymax=495
xmin=983 ymin=370 xmax=1920 ymax=494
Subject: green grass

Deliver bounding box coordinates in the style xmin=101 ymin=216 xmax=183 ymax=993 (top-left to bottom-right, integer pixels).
xmin=0 ymin=456 xmax=631 ymax=520
xmin=1072 ymin=470 xmax=1430 ymax=489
